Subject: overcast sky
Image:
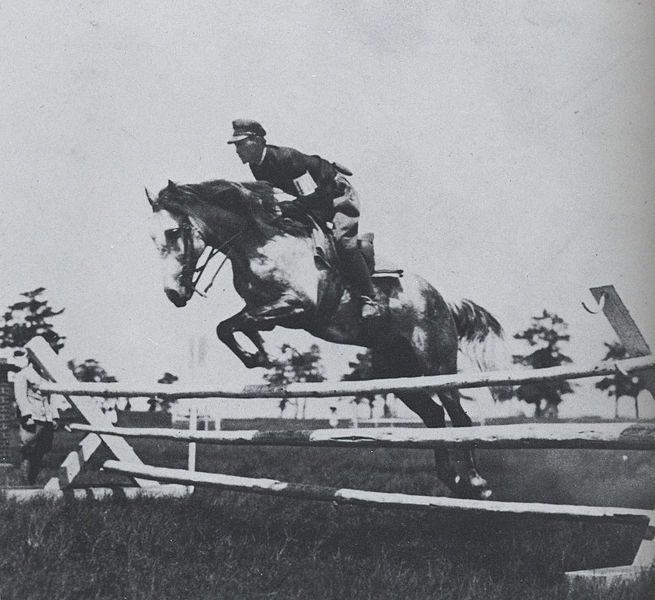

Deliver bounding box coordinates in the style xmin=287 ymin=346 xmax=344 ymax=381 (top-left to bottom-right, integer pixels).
xmin=1 ymin=2 xmax=654 ymax=399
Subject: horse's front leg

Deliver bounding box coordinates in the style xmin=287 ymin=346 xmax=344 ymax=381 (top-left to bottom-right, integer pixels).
xmin=216 ymin=303 xmax=307 ymax=369
xmin=216 ymin=309 xmax=270 ymax=369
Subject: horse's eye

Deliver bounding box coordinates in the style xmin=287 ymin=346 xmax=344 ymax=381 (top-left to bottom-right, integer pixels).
xmin=165 ymin=228 xmax=181 ymax=243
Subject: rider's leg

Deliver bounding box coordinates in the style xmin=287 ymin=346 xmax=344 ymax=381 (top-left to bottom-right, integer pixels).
xmin=339 ymin=246 xmax=376 ymax=297
xmin=332 ymin=178 xmax=381 ymax=318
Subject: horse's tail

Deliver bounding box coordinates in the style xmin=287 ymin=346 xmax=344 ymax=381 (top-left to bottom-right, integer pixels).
xmin=449 ymin=299 xmax=513 ymax=399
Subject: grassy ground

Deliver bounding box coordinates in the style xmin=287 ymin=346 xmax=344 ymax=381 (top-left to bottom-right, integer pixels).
xmin=0 ymin=419 xmax=653 ymax=599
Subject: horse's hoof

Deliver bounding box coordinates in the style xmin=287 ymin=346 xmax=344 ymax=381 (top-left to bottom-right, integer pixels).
xmin=240 ymin=354 xmax=262 ymax=369
xmin=478 ymin=487 xmax=493 ymax=500
xmin=469 ymin=473 xmax=488 ymax=489
xmin=241 ymin=353 xmax=271 ymax=369
xmin=451 ymin=476 xmax=493 ymax=500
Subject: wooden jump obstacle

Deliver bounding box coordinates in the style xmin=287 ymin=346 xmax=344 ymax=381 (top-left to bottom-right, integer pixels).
xmin=70 ymin=421 xmax=655 ymax=450
xmin=0 ymin=336 xmax=189 ymax=500
xmin=2 ymin=285 xmax=654 ymax=587
xmin=103 ymin=459 xmax=651 ymax=523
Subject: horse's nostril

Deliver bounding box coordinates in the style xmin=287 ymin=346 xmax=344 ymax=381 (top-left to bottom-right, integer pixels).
xmin=165 ymin=288 xmax=186 ymax=307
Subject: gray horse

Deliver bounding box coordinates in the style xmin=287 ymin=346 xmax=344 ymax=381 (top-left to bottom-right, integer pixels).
xmin=147 ymin=179 xmax=509 ymax=499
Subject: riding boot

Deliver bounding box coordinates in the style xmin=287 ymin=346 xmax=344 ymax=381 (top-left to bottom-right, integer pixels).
xmin=340 ymin=248 xmax=382 ymax=319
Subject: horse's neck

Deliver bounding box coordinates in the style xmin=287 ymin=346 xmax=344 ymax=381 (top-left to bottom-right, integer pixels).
xmin=202 ymin=207 xmax=247 ymax=242
xmin=229 ymin=233 xmax=322 ymax=305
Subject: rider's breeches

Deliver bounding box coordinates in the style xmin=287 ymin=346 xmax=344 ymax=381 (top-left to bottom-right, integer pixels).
xmin=333 ymin=176 xmax=376 ymax=298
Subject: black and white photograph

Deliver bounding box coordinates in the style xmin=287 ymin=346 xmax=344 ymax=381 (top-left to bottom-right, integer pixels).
xmin=1 ymin=3 xmax=654 ymax=598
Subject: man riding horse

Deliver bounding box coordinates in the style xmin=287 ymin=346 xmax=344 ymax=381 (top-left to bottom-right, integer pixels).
xmin=227 ymin=118 xmax=382 ymax=321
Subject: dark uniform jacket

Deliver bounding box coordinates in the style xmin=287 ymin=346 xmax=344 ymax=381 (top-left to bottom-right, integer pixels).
xmin=250 ymin=145 xmax=341 ymax=223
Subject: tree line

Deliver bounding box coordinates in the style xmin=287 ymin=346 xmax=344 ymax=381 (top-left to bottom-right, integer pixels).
xmin=0 ymin=288 xmax=648 ymax=420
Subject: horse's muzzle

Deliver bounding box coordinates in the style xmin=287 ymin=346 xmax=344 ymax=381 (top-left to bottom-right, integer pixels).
xmin=165 ymin=288 xmax=187 ymax=307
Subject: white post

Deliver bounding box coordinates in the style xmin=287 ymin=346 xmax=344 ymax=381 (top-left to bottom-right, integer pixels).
xmin=188 ymin=403 xmax=197 ymax=473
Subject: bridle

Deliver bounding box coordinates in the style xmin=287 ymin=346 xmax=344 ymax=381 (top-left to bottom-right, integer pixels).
xmin=177 ymin=214 xmax=248 ymax=299
xmin=152 ymin=181 xmax=261 ymax=299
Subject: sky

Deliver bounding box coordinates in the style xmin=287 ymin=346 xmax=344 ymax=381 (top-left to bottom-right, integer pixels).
xmin=1 ymin=2 xmax=654 ymax=417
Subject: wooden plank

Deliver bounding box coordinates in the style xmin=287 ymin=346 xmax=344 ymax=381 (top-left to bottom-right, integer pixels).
xmin=590 ymin=285 xmax=652 ymax=355
xmin=1 ymin=484 xmax=189 ymax=501
xmin=590 ymin=285 xmax=655 ymax=397
xmin=69 ymin=422 xmax=655 ymax=450
xmin=588 ymin=286 xmax=655 ymax=580
xmin=44 ymin=433 xmax=102 ymax=490
xmin=25 ymin=337 xmax=156 ymax=488
xmin=566 ymin=564 xmax=654 ymax=586
xmin=102 ymin=460 xmax=652 ymax=523
xmin=39 ymin=355 xmax=655 ymax=399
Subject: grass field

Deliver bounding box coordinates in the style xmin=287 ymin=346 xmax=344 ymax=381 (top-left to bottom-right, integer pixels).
xmin=0 ymin=419 xmax=653 ymax=599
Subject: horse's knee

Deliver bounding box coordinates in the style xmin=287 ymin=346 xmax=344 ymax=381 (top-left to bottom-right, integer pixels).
xmin=400 ymin=392 xmax=444 ymax=428
xmin=438 ymin=391 xmax=472 ymax=427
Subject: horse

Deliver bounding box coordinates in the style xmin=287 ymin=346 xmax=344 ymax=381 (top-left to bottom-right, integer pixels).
xmin=146 ymin=178 xmax=509 ymax=499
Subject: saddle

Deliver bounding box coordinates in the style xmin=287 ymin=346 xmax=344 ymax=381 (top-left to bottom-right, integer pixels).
xmin=312 ymin=224 xmax=403 ymax=279
xmin=275 ymin=199 xmax=403 ymax=278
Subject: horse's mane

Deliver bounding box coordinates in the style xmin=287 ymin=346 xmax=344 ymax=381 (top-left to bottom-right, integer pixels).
xmin=156 ymin=179 xmax=312 ymax=237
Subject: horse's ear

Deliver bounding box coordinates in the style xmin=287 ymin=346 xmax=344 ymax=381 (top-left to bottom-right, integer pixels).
xmin=145 ymin=187 xmax=157 ymax=208
xmin=167 ymin=179 xmax=176 ymax=190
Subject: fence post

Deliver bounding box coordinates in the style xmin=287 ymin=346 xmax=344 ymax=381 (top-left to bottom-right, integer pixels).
xmin=188 ymin=402 xmax=197 ymax=472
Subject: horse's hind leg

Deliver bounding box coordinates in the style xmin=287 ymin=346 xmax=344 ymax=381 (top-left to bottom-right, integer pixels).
xmin=394 ymin=390 xmax=459 ymax=489
xmin=437 ymin=389 xmax=492 ymax=499
xmin=372 ymin=342 xmax=460 ymax=494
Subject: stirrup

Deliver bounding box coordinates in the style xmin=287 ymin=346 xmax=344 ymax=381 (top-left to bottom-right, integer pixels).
xmin=360 ymin=295 xmax=382 ymax=320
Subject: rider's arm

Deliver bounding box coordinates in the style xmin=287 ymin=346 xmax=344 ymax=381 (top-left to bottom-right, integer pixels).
xmin=291 ymin=154 xmax=340 ymax=217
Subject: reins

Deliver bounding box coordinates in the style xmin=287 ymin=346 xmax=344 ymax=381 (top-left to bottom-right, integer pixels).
xmin=190 ymin=227 xmax=247 ymax=298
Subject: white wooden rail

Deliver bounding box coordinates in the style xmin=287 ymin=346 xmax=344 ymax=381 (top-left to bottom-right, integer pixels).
xmin=38 ymin=354 xmax=655 ymax=399
xmin=69 ymin=421 xmax=655 ymax=450
xmin=103 ymin=460 xmax=652 ymax=524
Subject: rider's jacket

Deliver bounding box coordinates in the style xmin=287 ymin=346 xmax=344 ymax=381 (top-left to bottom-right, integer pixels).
xmin=250 ymin=145 xmax=341 ymax=223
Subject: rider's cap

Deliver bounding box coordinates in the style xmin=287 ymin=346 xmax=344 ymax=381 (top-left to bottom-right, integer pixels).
xmin=227 ymin=119 xmax=267 ymax=144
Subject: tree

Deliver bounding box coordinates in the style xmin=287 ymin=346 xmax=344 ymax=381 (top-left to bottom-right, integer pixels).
xmin=595 ymin=342 xmax=645 ymax=419
xmin=263 ymin=344 xmax=326 ymax=419
xmin=68 ymin=358 xmax=117 ymax=412
xmin=512 ymin=310 xmax=574 ymax=419
xmin=0 ymin=288 xmax=65 ymax=351
xmin=148 ymin=372 xmax=179 ymax=413
xmin=68 ymin=359 xmax=117 ymax=383
xmin=342 ymin=349 xmax=391 ymax=419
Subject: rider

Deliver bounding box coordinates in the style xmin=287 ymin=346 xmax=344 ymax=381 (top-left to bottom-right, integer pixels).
xmin=227 ymin=118 xmax=382 ymax=320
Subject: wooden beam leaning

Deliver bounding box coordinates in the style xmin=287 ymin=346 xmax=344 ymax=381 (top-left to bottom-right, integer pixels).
xmin=43 ymin=433 xmax=103 ymax=491
xmin=589 ymin=284 xmax=655 ymax=399
xmin=39 ymin=355 xmax=655 ymax=400
xmin=69 ymin=422 xmax=655 ymax=451
xmin=566 ymin=286 xmax=655 ymax=585
xmin=103 ymin=460 xmax=652 ymax=524
xmin=25 ymin=337 xmax=156 ymax=489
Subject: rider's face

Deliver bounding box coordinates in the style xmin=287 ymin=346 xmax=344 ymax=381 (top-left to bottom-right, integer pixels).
xmin=234 ymin=137 xmax=263 ymax=165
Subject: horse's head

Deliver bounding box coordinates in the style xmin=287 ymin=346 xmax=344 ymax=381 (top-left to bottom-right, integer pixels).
xmin=146 ymin=181 xmax=207 ymax=307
